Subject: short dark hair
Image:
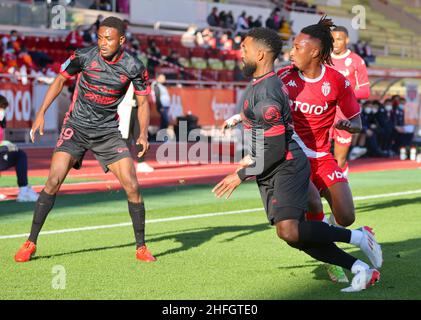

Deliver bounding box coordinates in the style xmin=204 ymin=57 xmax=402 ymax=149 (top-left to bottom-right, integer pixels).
xmin=301 ymin=15 xmax=335 ymax=65
xmin=332 ymin=26 xmax=349 ymax=36
xmin=0 ymin=95 xmax=8 ymax=107
xmin=99 ymin=16 xmax=125 ymax=36
xmin=246 ymin=27 xmax=283 ymax=62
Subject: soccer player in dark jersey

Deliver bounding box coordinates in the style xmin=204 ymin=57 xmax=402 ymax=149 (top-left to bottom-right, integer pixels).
xmin=14 ymin=17 xmax=156 ymax=263
xmin=214 ymin=28 xmax=381 ymax=292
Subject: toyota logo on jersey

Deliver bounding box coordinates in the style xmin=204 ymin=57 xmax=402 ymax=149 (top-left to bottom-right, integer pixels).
xmin=263 ymin=105 xmax=281 ymax=124
xmin=290 ymin=100 xmax=329 ymax=115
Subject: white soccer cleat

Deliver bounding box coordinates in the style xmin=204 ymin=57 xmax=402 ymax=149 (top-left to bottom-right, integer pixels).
xmin=136 ymin=162 xmax=154 ymax=173
xmin=341 ymin=268 xmax=380 ymax=293
xmin=359 ymin=226 xmax=383 ymax=269
xmin=16 ymin=186 xmax=39 ymax=202
xmin=349 ymin=146 xmax=367 ymax=161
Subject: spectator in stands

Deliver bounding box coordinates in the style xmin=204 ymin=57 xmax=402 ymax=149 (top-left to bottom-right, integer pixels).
xmin=101 ymin=0 xmax=112 ymax=11
xmin=375 ymin=99 xmax=394 ymax=155
xmin=152 ymin=73 xmax=171 ymax=130
xmin=65 ymin=25 xmax=85 ymax=51
xmin=391 ymin=96 xmax=414 ymax=154
xmin=17 ymin=46 xmax=34 ymax=70
xmin=82 ymin=24 xmax=98 ymax=46
xmin=354 ymin=40 xmax=365 ymax=59
xmin=279 ymin=17 xmax=292 ymax=40
xmin=146 ymin=40 xmax=161 ymax=77
xmin=181 ymin=25 xmax=199 ymax=48
xmin=207 ymin=7 xmax=220 ymax=27
xmin=200 ymin=28 xmax=217 ymax=49
xmin=0 ymin=95 xmax=39 ymax=202
xmin=363 ymin=41 xmax=376 ymax=66
xmin=3 ymin=41 xmax=18 ymax=73
xmin=89 ymin=0 xmax=102 ymax=10
xmin=235 ymin=11 xmax=250 ymax=36
xmin=253 ymin=15 xmax=263 ymax=28
xmin=225 ymin=11 xmax=235 ymax=30
xmin=165 ymin=50 xmax=183 ymax=80
xmin=265 ymin=11 xmax=279 ymax=31
xmin=232 ymin=34 xmax=242 ymax=50
xmin=94 ymin=14 xmax=104 ymax=30
xmin=218 ymin=32 xmax=233 ymax=51
xmin=7 ymin=30 xmax=21 ymax=53
xmin=361 ymin=101 xmax=389 ymax=158
xmin=117 ymin=0 xmax=130 ymax=13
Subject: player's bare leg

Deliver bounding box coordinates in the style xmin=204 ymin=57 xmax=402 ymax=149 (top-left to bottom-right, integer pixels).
xmin=322 ymin=182 xmax=355 ymax=227
xmin=108 ymin=157 xmax=156 ymax=262
xmin=334 ymin=143 xmax=350 ymax=172
xmin=15 ymin=152 xmax=77 ymax=262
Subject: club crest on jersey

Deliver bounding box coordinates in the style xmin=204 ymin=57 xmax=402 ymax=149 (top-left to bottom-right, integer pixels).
xmin=90 ymin=60 xmax=98 ymax=68
xmin=345 ymin=80 xmax=351 ymax=89
xmin=345 ymin=58 xmax=352 ymax=67
xmin=321 ymin=82 xmax=331 ymax=97
xmin=263 ymin=105 xmax=281 ymax=124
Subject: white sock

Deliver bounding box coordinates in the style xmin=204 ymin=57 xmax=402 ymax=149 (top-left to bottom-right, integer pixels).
xmin=350 ymin=229 xmax=363 ymax=246
xmin=351 ymin=260 xmax=370 ymax=274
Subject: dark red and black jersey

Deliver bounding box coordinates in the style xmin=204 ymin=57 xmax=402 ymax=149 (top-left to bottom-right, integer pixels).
xmin=237 ymin=71 xmax=303 ymax=181
xmin=60 ymin=46 xmax=150 ymax=134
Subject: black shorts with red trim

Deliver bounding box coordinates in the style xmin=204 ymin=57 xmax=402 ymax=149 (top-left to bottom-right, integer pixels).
xmin=54 ymin=123 xmax=131 ymax=173
xmin=256 ymin=152 xmax=310 ymax=225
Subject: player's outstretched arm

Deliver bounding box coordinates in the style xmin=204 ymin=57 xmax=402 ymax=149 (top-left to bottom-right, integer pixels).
xmin=135 ymin=94 xmax=150 ymax=158
xmin=31 ymin=74 xmax=67 ymax=143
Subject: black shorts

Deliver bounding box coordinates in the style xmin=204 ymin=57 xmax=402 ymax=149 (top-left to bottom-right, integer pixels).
xmin=257 ymin=154 xmax=310 ymax=225
xmin=54 ymin=123 xmax=131 ymax=173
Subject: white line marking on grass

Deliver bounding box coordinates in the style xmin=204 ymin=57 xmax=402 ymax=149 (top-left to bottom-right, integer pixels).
xmin=0 ymin=208 xmax=263 ymax=240
xmin=1 ymin=189 xmax=421 ymax=240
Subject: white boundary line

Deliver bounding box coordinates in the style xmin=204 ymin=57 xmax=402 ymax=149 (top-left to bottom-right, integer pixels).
xmin=1 ymin=189 xmax=420 ymax=240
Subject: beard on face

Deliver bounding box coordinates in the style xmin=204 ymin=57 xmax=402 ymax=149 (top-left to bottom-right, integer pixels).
xmin=241 ymin=61 xmax=257 ymax=78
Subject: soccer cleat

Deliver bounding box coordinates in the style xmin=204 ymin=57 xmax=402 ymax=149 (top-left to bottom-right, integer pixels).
xmin=14 ymin=240 xmax=36 ymax=262
xmin=16 ymin=186 xmax=39 ymax=202
xmin=349 ymin=146 xmax=367 ymax=161
xmin=341 ymin=268 xmax=380 ymax=292
xmin=136 ymin=245 xmax=157 ymax=262
xmin=359 ymin=226 xmax=383 ymax=269
xmin=326 ymin=264 xmax=349 ymax=283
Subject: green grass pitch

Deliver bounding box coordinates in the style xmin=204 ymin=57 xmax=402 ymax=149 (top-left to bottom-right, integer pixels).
xmin=0 ymin=169 xmax=420 ymax=300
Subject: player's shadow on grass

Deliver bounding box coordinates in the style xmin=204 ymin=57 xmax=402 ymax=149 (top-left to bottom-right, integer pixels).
xmin=150 ymin=223 xmax=271 ymax=258
xmin=31 ymin=223 xmax=271 ymax=260
xmin=355 ymin=197 xmax=421 ymax=213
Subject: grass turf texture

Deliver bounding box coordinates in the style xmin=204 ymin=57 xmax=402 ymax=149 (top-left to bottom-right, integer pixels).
xmin=0 ymin=176 xmax=98 ymax=188
xmin=0 ymin=169 xmax=420 ymax=299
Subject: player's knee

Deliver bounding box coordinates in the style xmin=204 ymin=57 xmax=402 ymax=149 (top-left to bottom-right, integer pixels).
xmin=276 ymin=223 xmax=299 ymax=243
xmin=336 ymin=212 xmax=355 ymax=227
xmin=45 ymin=176 xmax=61 ymax=194
xmin=123 ymin=180 xmax=139 ymax=196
